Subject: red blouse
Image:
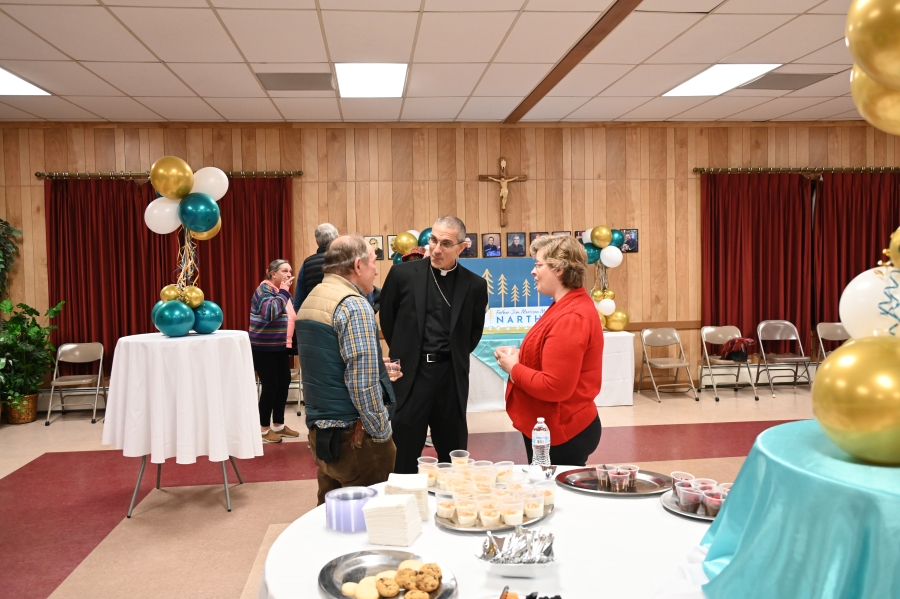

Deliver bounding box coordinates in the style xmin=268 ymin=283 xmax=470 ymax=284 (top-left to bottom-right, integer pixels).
xmin=506 ymin=287 xmax=604 ymax=445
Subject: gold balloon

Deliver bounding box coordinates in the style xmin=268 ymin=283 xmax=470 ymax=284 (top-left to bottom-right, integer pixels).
xmin=812 ymin=336 xmax=900 ymax=465
xmin=598 ymin=312 xmax=607 ymax=328
xmin=590 ymin=226 xmax=612 ymax=248
xmin=160 ymin=284 xmax=180 ymax=302
xmin=850 ymin=65 xmax=900 ymax=136
xmin=182 ymin=286 xmax=204 ymax=309
xmin=847 ymin=0 xmax=900 ymax=90
xmin=150 ymin=156 xmax=194 ymax=200
xmin=191 ymin=218 xmax=221 ymax=241
xmin=590 ymin=288 xmax=604 ymax=302
xmin=602 ymin=288 xmax=616 ymax=300
xmin=606 ymin=309 xmax=629 ymax=332
xmin=890 ymin=226 xmax=900 ymax=267
xmin=392 ymin=231 xmax=418 ymax=256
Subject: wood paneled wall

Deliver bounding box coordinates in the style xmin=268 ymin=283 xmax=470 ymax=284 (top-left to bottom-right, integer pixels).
xmin=3 ymin=121 xmax=897 ymax=376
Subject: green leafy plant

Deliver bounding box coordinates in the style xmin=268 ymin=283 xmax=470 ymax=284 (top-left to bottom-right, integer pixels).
xmin=0 ymin=300 xmax=64 ymax=412
xmin=0 ymin=219 xmax=22 ymax=300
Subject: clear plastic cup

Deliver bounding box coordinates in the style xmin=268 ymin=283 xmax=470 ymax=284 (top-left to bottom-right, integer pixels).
xmin=435 ymin=490 xmax=456 ymax=519
xmin=418 ymin=463 xmax=437 ymax=487
xmin=449 ymin=450 xmax=470 ymax=467
xmin=534 ymin=480 xmax=556 ymax=506
xmin=717 ymin=482 xmax=733 ymax=492
xmin=500 ymin=498 xmax=524 ymax=525
xmin=435 ymin=463 xmax=454 ymax=489
xmin=693 ymin=484 xmax=716 ymax=494
xmin=454 ymin=498 xmax=478 ymax=527
xmin=702 ymin=490 xmax=727 ymax=517
xmin=676 ymin=485 xmax=703 ymax=513
xmin=494 ymin=461 xmax=515 ymax=482
xmin=473 ymin=460 xmax=493 ymax=469
xmin=523 ymin=493 xmax=545 ymax=519
xmin=674 ymin=480 xmax=695 ymax=500
xmin=619 ymin=464 xmax=640 ymax=490
xmin=693 ymin=478 xmax=717 ymax=487
xmin=474 ymin=474 xmax=495 ymax=495
xmin=417 ymin=456 xmax=438 ymax=465
xmin=608 ymin=469 xmax=629 ymax=492
xmin=595 ymin=464 xmax=616 ymax=490
xmin=670 ymin=471 xmax=695 ymax=488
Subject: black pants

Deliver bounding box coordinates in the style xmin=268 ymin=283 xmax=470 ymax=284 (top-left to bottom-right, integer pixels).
xmin=392 ymin=359 xmax=467 ymax=473
xmin=523 ymin=415 xmax=602 ymax=467
xmin=252 ymin=349 xmax=290 ymax=427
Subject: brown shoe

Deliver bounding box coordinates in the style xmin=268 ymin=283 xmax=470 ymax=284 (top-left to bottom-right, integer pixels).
xmin=262 ymin=429 xmax=282 ymax=443
xmin=276 ymin=425 xmax=300 ymax=438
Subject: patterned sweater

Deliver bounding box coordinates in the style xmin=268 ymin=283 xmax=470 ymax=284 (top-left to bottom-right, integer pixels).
xmin=249 ymin=281 xmax=292 ymax=351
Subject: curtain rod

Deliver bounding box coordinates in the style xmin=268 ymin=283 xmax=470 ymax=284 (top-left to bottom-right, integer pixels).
xmin=693 ymin=166 xmax=899 ymax=174
xmin=34 ymin=170 xmax=303 ymax=180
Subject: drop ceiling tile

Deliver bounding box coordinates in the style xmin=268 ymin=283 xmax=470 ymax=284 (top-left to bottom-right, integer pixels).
xmin=565 ymin=96 xmax=650 ymax=120
xmin=0 ymin=101 xmax=41 ymax=120
xmin=340 ymin=98 xmax=402 ymax=121
xmin=721 ymin=97 xmax=829 ymax=120
xmin=0 ymin=96 xmax=99 ymax=119
xmin=406 ymin=63 xmax=486 ymax=97
xmin=63 ymin=96 xmax=160 ymax=120
xmin=414 ymin=12 xmax=517 ymax=63
xmin=673 ymin=96 xmax=770 ymax=119
xmin=168 ymin=63 xmax=266 ymax=98
xmin=218 ymin=9 xmax=327 ymax=63
xmin=723 ymin=15 xmax=846 ymax=64
xmin=0 ymin=61 xmax=121 ymax=96
xmin=273 ymin=98 xmax=341 ymax=120
xmin=548 ymin=64 xmax=633 ymax=96
xmin=135 ymin=97 xmax=223 ymax=120
xmin=521 ymin=96 xmax=590 ymax=121
xmin=205 ymin=97 xmax=282 ymax=120
xmin=785 ymin=70 xmax=850 ymax=97
xmin=3 ymin=6 xmax=154 ymax=61
xmin=714 ymin=0 xmax=822 ymax=13
xmin=251 ymin=63 xmax=331 ymax=73
xmin=494 ymin=12 xmax=600 ymax=63
xmin=0 ymin=14 xmax=67 ymax=60
xmin=723 ymin=87 xmax=789 ymax=97
xmin=213 ymin=0 xmax=316 ymax=6
xmin=82 ymin=62 xmax=195 ymax=96
xmin=646 ymin=15 xmax=792 ymax=64
xmin=111 ymin=7 xmax=243 ymax=62
xmin=621 ymin=96 xmax=709 ymax=119
xmin=323 ymin=12 xmax=418 ymax=63
xmin=0 ymin=0 xmax=99 ymax=4
xmin=637 ymin=0 xmax=723 ymax=11
xmin=775 ymin=63 xmax=851 ymax=73
xmin=457 ymin=96 xmax=519 ymax=121
xmin=826 ymin=108 xmax=863 ymax=120
xmin=401 ymin=97 xmax=466 ymax=120
xmin=582 ymin=12 xmax=703 ymax=65
xmin=599 ymin=64 xmax=707 ymax=97
xmin=473 ymin=63 xmax=551 ymax=97
xmin=425 ymin=0 xmax=523 ymax=9
xmin=526 ymin=0 xmax=614 ymax=10
xmin=794 ymin=40 xmax=852 ymax=64
xmin=320 ymin=0 xmax=420 ymax=8
xmin=808 ymin=0 xmax=851 ymax=14
xmin=774 ymin=96 xmax=856 ymax=120
xmin=111 ymin=0 xmax=207 ymax=6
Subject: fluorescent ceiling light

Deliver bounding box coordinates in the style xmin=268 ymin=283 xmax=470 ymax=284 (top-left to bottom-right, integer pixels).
xmin=335 ymin=63 xmax=407 ymax=98
xmin=664 ymin=64 xmax=781 ymax=97
xmin=0 ymin=67 xmax=49 ymax=95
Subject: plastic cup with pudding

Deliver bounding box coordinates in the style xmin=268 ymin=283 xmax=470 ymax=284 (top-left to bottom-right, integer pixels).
xmin=702 ymin=490 xmax=727 ymax=517
xmin=500 ymin=498 xmax=525 ymax=526
xmin=523 ymin=493 xmax=545 ymax=519
xmin=435 ymin=463 xmax=454 ymax=489
xmin=533 ymin=480 xmax=556 ymax=506
xmin=435 ymin=491 xmax=456 ymax=519
xmin=417 ymin=456 xmax=438 ymax=466
xmin=670 ymin=471 xmax=695 ymax=488
xmin=492 ymin=486 xmax=514 ymax=501
xmin=449 ymin=450 xmax=471 ymax=468
xmin=619 ymin=464 xmax=640 ymax=490
xmin=594 ymin=464 xmax=616 ymax=490
xmin=418 ymin=463 xmax=437 ymax=487
xmin=494 ymin=461 xmax=515 ymax=482
xmin=674 ymin=480 xmax=695 ymax=500
xmin=455 ymin=504 xmax=478 ymax=527
xmin=693 ymin=478 xmax=717 ymax=488
xmin=608 ymin=469 xmax=630 ymax=492
xmin=479 ymin=506 xmax=502 ymax=528
xmin=474 ymin=474 xmax=495 ymax=495
xmin=450 ymin=478 xmax=475 ymax=494
xmin=692 ymin=484 xmax=716 ymax=495
xmin=676 ymin=484 xmax=703 ymax=513
xmin=473 ymin=460 xmax=494 ymax=469
xmin=717 ymin=482 xmax=733 ymax=492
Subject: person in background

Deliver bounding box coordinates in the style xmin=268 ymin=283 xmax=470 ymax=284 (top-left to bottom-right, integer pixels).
xmin=293 ymin=223 xmax=339 ymax=312
xmin=250 ymin=259 xmax=301 ymax=444
xmin=495 ymin=235 xmax=604 ymax=466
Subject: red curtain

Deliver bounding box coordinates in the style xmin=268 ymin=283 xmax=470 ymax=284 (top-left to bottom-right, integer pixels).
xmin=46 ymin=178 xmax=291 ymax=374
xmin=701 ymin=173 xmax=814 ymax=351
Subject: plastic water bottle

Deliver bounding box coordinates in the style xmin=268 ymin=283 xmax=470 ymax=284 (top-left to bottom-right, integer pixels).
xmin=531 ymin=417 xmax=551 ymax=466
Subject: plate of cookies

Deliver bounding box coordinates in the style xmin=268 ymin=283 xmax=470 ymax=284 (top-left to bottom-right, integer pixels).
xmin=318 ymin=550 xmax=457 ymax=599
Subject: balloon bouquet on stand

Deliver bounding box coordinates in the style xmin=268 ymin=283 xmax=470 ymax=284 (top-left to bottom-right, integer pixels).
xmin=581 ymin=226 xmax=628 ymax=331
xmin=144 ymin=156 xmax=227 ymax=338
xmin=390 ymin=228 xmax=431 ymax=264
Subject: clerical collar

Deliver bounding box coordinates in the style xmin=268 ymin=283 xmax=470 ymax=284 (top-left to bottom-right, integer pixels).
xmin=431 ymin=261 xmax=458 ymax=277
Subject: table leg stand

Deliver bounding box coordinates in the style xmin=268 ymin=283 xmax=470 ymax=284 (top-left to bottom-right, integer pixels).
xmin=156 ymin=463 xmax=162 ymax=489
xmin=127 ymin=455 xmax=148 ymax=518
xmin=221 ymin=461 xmax=232 ymax=512
xmin=229 ymin=456 xmax=244 ymax=484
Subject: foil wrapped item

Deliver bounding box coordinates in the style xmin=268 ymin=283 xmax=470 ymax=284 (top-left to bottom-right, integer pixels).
xmin=478 ymin=526 xmax=555 ymax=565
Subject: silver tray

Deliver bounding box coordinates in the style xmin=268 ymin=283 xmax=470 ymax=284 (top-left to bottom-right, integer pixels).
xmin=434 ymin=504 xmax=555 ymax=534
xmin=660 ymin=490 xmax=716 ymax=522
xmin=318 ymin=550 xmax=458 ymax=598
xmin=555 ymin=468 xmax=672 ymax=496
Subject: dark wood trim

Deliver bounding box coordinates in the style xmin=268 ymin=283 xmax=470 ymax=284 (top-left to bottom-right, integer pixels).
xmin=503 ymin=0 xmax=643 ymax=125
xmin=695 ymin=166 xmax=895 ymax=174
xmin=623 ymin=320 xmax=702 ymax=332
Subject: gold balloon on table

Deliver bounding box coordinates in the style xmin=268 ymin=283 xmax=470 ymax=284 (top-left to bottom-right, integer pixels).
xmin=606 ymin=309 xmax=629 ymax=331
xmin=590 ymin=226 xmax=612 ymax=248
xmin=601 ymin=288 xmax=616 ymax=300
xmin=182 ymin=285 xmax=204 ymax=309
xmin=191 ymin=218 xmax=221 ymax=241
xmin=812 ymin=336 xmax=900 ymax=465
xmin=850 ymin=65 xmax=900 ymax=136
xmin=392 ymin=232 xmax=418 ymax=256
xmin=591 ymin=288 xmax=604 ymax=302
xmin=150 ymin=156 xmax=194 ymax=200
xmin=160 ymin=284 xmax=180 ymax=302
xmin=847 ymin=0 xmax=900 ymax=90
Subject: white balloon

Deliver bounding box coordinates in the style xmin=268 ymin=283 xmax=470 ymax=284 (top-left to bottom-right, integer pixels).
xmin=581 ymin=229 xmax=593 ymax=244
xmin=190 ymin=167 xmax=229 ymax=201
xmin=144 ymin=198 xmax=181 ymax=234
xmin=598 ymin=298 xmax=616 ymax=316
xmin=600 ymin=245 xmax=623 ymax=268
xmin=407 ymin=229 xmax=420 ymax=242
xmin=839 ymin=267 xmax=900 ymax=339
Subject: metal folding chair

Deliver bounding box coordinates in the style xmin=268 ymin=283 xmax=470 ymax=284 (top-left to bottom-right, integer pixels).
xmin=45 ymin=342 xmax=106 ymax=425
xmin=699 ymin=326 xmax=759 ymax=402
xmin=817 ymin=322 xmax=849 ymax=360
xmin=638 ymin=328 xmax=699 ymax=402
xmin=756 ymin=320 xmax=813 ymax=398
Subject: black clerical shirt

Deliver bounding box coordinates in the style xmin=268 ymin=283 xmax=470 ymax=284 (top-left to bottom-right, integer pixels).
xmin=422 ymin=264 xmax=457 ymax=353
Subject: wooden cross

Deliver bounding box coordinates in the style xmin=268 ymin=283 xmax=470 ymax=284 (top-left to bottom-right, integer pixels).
xmin=479 ymin=157 xmax=527 ymax=227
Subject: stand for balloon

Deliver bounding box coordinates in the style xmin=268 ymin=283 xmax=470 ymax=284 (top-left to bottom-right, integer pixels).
xmin=579 ymin=225 xmax=629 ymax=332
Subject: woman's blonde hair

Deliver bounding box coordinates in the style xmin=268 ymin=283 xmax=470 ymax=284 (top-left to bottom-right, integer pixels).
xmin=530 ymin=234 xmax=588 ymax=289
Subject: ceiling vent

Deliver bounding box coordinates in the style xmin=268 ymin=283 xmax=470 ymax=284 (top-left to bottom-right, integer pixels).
xmin=256 ymin=72 xmax=334 ymax=91
xmin=738 ymin=72 xmax=835 ymax=91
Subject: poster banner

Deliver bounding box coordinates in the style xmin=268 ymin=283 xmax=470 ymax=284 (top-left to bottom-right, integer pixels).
xmin=460 ymin=258 xmax=548 ymax=334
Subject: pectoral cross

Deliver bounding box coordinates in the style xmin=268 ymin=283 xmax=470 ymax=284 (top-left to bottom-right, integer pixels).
xmin=479 ymin=157 xmax=527 ymax=228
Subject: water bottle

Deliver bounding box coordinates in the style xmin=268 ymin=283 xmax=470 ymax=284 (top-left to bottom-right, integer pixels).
xmin=531 ymin=417 xmax=551 ymax=466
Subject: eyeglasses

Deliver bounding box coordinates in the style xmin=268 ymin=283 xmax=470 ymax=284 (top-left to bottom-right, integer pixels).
xmin=428 ymin=235 xmax=464 ymax=250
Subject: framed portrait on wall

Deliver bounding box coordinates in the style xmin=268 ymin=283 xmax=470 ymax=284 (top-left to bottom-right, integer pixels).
xmin=507 ymin=232 xmax=526 ymax=257
xmin=387 ymin=235 xmax=397 ymax=260
xmin=483 ymin=233 xmax=501 ymax=258
xmin=621 ymin=229 xmax=639 ymax=253
xmin=460 ymin=232 xmax=479 ymax=258
xmin=529 ymin=232 xmax=549 ymax=243
xmin=574 ymin=230 xmax=585 ymax=245
xmin=365 ymin=235 xmax=384 ymax=260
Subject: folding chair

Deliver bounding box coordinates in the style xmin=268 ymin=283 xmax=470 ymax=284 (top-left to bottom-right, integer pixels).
xmin=756 ymin=320 xmax=813 ymax=398
xmin=45 ymin=342 xmax=106 ymax=425
xmin=817 ymin=322 xmax=849 ymax=360
xmin=638 ymin=328 xmax=699 ymax=402
xmin=699 ymin=326 xmax=759 ymax=402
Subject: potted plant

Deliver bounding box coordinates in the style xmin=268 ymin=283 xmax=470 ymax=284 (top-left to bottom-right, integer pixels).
xmin=0 ymin=300 xmax=64 ymax=424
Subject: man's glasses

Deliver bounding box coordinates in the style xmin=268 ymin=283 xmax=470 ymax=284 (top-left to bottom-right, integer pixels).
xmin=428 ymin=236 xmax=464 ymax=250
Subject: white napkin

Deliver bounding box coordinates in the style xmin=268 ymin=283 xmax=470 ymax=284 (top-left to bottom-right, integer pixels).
xmin=385 ymin=473 xmax=429 ymax=521
xmin=362 ymin=494 xmax=422 ymax=547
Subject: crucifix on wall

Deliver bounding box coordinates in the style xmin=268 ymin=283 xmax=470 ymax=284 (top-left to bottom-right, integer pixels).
xmin=479 ymin=157 xmax=527 ymax=228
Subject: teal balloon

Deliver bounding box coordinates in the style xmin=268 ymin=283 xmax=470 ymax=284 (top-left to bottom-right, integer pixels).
xmin=151 ymin=300 xmax=165 ymax=329
xmin=193 ymin=301 xmax=223 ymax=334
xmin=610 ymin=229 xmax=625 ymax=249
xmin=418 ymin=227 xmax=432 ymax=247
xmin=154 ymin=300 xmax=195 ymax=337
xmin=584 ymin=242 xmax=601 ymax=265
xmin=178 ymin=192 xmax=220 ymax=233
xmin=393 ymin=252 xmax=403 ymax=264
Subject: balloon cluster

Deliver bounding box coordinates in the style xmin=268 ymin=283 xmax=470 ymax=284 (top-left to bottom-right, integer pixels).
xmin=847 ymin=1 xmax=900 ymax=134
xmin=390 ymin=228 xmax=431 ymax=264
xmin=580 ymin=226 xmax=628 ymax=331
xmin=145 ymin=156 xmax=226 ymax=338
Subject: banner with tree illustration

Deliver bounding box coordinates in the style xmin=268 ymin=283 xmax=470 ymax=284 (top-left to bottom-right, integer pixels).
xmin=459 ymin=258 xmax=548 ymax=334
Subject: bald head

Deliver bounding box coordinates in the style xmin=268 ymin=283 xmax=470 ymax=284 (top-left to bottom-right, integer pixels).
xmin=323 ymin=234 xmax=378 ymax=294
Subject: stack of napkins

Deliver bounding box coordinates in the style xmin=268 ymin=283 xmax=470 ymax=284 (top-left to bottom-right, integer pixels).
xmin=361 ymin=494 xmax=421 ymax=547
xmin=385 ymin=473 xmax=429 ymax=520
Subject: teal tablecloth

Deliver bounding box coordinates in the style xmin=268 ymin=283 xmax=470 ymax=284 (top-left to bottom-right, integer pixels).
xmin=472 ymin=333 xmax=525 ymax=380
xmin=701 ymin=420 xmax=900 ymax=599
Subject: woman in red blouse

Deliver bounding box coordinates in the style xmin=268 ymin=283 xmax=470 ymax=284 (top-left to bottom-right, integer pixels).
xmin=495 ymin=235 xmax=604 ymax=466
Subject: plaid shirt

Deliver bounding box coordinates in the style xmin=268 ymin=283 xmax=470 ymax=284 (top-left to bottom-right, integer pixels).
xmin=313 ymin=293 xmax=391 ymax=443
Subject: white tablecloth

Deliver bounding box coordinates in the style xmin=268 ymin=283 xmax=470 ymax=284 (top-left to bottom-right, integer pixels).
xmin=467 ymin=331 xmax=636 ymax=412
xmin=259 ymin=467 xmax=708 ymax=599
xmin=101 ymin=330 xmax=264 ymax=464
